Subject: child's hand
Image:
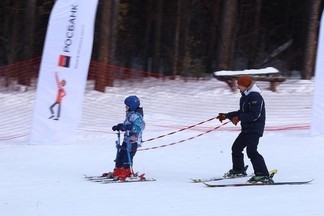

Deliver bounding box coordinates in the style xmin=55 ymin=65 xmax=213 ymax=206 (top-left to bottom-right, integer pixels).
xmin=112 ymin=124 xmax=123 ymax=131
xmin=112 ymin=124 xmax=132 ymax=131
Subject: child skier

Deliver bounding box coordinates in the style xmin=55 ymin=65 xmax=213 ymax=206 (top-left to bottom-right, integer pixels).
xmin=102 ymin=95 xmax=145 ymax=181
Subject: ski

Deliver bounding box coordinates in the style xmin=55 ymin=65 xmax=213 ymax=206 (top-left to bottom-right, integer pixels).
xmin=84 ymin=175 xmax=107 ymax=181
xmin=191 ymin=165 xmax=252 ymax=183
xmin=84 ymin=174 xmax=156 ymax=184
xmin=191 ymin=177 xmax=224 ymax=183
xmin=191 ymin=174 xmax=252 ymax=183
xmin=195 ymin=169 xmax=278 ymax=183
xmin=101 ymin=176 xmax=156 ymax=184
xmin=202 ymin=179 xmax=314 ymax=187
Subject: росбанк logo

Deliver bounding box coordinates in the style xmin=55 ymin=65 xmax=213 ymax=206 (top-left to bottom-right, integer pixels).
xmin=58 ymin=55 xmax=71 ymax=67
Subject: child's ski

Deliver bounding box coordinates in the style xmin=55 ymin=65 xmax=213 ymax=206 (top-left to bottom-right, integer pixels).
xmin=102 ymin=176 xmax=156 ymax=184
xmin=84 ymin=174 xmax=155 ymax=184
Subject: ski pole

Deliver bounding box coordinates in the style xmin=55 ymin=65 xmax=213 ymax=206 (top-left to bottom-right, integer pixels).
xmin=125 ymin=130 xmax=134 ymax=175
xmin=114 ymin=131 xmax=121 ymax=162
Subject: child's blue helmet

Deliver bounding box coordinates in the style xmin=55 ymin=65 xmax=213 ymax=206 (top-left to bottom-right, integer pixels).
xmin=124 ymin=95 xmax=140 ymax=111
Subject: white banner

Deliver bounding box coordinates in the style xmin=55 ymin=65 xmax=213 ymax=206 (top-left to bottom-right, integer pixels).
xmin=311 ymin=11 xmax=324 ymax=136
xmin=30 ymin=0 xmax=98 ymax=144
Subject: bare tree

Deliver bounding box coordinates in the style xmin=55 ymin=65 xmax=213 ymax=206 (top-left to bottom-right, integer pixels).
xmin=0 ymin=1 xmax=21 ymax=86
xmin=216 ymin=0 xmax=238 ymax=70
xmin=143 ymin=0 xmax=153 ymax=74
xmin=152 ymin=0 xmax=165 ymax=74
xmin=1 ymin=1 xmax=21 ymax=65
xmin=248 ymin=0 xmax=262 ymax=68
xmin=201 ymin=0 xmax=222 ymax=73
xmin=176 ymin=0 xmax=191 ymax=76
xmin=109 ymin=0 xmax=120 ymax=66
xmin=173 ymin=0 xmax=182 ymax=76
xmin=19 ymin=0 xmax=36 ymax=86
xmin=303 ymin=0 xmax=322 ymax=79
xmin=95 ymin=0 xmax=113 ymax=92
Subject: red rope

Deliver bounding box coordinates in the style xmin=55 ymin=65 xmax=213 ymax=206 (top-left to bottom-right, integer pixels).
xmin=138 ymin=121 xmax=230 ymax=151
xmin=142 ymin=116 xmax=218 ymax=143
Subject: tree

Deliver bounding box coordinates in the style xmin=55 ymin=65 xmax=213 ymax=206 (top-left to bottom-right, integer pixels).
xmin=216 ymin=0 xmax=238 ymax=70
xmin=173 ymin=0 xmax=182 ymax=76
xmin=0 ymin=1 xmax=21 ymax=86
xmin=95 ymin=0 xmax=113 ymax=92
xmin=152 ymin=0 xmax=165 ymax=74
xmin=143 ymin=0 xmax=153 ymax=74
xmin=302 ymin=0 xmax=322 ymax=79
xmin=19 ymin=0 xmax=36 ymax=86
xmin=0 ymin=1 xmax=21 ymax=65
xmin=201 ymin=0 xmax=222 ymax=73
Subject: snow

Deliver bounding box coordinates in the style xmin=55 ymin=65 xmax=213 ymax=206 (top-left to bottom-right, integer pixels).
xmin=214 ymin=67 xmax=279 ymax=76
xmin=1 ymin=76 xmax=324 ymax=216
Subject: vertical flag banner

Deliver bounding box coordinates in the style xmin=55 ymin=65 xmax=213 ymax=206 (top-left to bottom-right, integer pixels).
xmin=30 ymin=0 xmax=99 ymax=144
xmin=311 ymin=11 xmax=324 ymax=136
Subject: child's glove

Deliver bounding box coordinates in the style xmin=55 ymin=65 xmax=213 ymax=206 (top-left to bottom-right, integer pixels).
xmin=217 ymin=113 xmax=227 ymax=122
xmin=112 ymin=123 xmax=132 ymax=131
xmin=229 ymin=116 xmax=240 ymax=125
xmin=112 ymin=124 xmax=121 ymax=131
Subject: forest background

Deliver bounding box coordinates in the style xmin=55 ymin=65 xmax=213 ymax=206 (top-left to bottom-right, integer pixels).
xmin=0 ymin=0 xmax=323 ymax=92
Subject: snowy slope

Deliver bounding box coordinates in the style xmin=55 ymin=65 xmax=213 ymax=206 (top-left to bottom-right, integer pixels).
xmin=0 ymin=77 xmax=323 ymax=216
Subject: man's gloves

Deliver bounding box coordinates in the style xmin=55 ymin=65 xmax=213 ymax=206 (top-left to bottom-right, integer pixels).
xmin=229 ymin=116 xmax=239 ymax=125
xmin=217 ymin=113 xmax=240 ymax=125
xmin=217 ymin=113 xmax=227 ymax=123
xmin=112 ymin=123 xmax=132 ymax=131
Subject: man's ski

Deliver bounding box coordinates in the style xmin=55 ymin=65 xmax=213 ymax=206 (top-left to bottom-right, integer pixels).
xmin=191 ymin=174 xmax=252 ymax=183
xmin=202 ymin=179 xmax=314 ymax=187
xmin=191 ymin=165 xmax=251 ymax=183
xmin=191 ymin=177 xmax=224 ymax=183
xmin=194 ymin=169 xmax=278 ymax=183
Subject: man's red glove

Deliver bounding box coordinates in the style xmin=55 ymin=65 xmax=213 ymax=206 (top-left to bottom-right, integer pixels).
xmin=230 ymin=116 xmax=240 ymax=125
xmin=217 ymin=113 xmax=227 ymax=123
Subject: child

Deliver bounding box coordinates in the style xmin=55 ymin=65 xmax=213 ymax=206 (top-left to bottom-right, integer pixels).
xmin=102 ymin=95 xmax=145 ymax=180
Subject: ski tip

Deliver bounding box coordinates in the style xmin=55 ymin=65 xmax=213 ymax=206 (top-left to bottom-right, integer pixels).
xmin=269 ymin=169 xmax=278 ymax=178
xmin=190 ymin=178 xmax=201 ymax=183
xmin=271 ymin=169 xmax=278 ymax=174
xmin=308 ymin=179 xmax=315 ymax=183
xmin=84 ymin=174 xmax=91 ymax=179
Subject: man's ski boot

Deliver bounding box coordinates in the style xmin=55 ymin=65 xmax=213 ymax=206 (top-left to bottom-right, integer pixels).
xmin=247 ymin=170 xmax=276 ymax=184
xmin=247 ymin=175 xmax=274 ymax=184
xmin=224 ymin=165 xmax=248 ymax=179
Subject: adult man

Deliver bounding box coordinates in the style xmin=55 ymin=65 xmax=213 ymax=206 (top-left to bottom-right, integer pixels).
xmin=217 ymin=75 xmax=272 ymax=183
